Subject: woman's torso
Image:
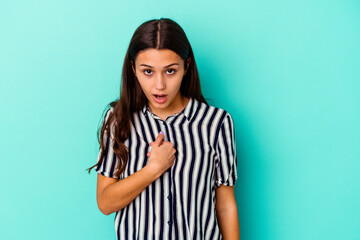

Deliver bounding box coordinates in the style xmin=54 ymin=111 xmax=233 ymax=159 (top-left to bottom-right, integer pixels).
xmin=96 ymin=98 xmax=237 ymax=240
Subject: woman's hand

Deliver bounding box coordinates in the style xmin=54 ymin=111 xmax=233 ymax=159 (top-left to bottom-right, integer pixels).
xmin=146 ymin=132 xmax=176 ymax=177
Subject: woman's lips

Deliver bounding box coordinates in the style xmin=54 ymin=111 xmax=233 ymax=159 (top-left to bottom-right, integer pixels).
xmin=153 ymin=94 xmax=167 ymax=103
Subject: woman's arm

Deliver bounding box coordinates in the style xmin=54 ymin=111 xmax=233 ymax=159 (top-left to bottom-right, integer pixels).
xmin=215 ymin=185 xmax=240 ymax=240
xmin=97 ymin=132 xmax=176 ymax=215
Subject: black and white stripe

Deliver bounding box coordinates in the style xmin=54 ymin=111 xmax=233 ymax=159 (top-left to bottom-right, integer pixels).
xmin=96 ymin=97 xmax=237 ymax=240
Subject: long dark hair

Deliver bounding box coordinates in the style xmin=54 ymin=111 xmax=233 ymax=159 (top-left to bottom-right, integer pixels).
xmin=87 ymin=18 xmax=207 ymax=178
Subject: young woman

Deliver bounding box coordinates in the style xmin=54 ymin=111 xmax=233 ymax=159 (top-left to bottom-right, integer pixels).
xmin=88 ymin=18 xmax=240 ymax=240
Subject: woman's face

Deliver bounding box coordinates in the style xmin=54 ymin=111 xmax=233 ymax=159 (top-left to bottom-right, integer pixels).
xmin=132 ymin=48 xmax=190 ymax=116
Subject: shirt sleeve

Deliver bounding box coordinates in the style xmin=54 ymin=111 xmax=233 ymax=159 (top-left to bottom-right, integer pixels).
xmin=95 ymin=107 xmax=119 ymax=179
xmin=214 ymin=112 xmax=238 ymax=188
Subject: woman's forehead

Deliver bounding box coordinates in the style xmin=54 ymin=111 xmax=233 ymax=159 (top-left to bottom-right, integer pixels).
xmin=135 ymin=48 xmax=182 ymax=67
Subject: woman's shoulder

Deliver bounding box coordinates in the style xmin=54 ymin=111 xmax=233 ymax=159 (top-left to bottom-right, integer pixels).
xmin=103 ymin=107 xmax=115 ymax=119
xmin=103 ymin=100 xmax=118 ymax=118
xmin=196 ymin=99 xmax=233 ymax=118
xmin=99 ymin=106 xmax=116 ymax=128
xmin=194 ymin=99 xmax=234 ymax=127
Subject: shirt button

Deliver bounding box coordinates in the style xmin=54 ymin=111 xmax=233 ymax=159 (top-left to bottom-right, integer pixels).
xmin=167 ymin=221 xmax=171 ymax=225
xmin=167 ymin=195 xmax=170 ymax=200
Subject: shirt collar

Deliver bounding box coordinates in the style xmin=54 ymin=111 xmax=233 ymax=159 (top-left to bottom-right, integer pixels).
xmin=141 ymin=97 xmax=197 ymax=121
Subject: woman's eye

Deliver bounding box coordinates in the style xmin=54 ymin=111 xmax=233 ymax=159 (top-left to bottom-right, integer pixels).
xmin=144 ymin=69 xmax=152 ymax=75
xmin=167 ymin=69 xmax=176 ymax=74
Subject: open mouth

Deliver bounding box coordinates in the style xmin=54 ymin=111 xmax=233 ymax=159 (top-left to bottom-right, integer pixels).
xmin=154 ymin=94 xmax=167 ymax=99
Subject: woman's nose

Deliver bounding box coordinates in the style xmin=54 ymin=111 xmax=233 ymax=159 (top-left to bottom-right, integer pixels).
xmin=155 ymin=74 xmax=166 ymax=90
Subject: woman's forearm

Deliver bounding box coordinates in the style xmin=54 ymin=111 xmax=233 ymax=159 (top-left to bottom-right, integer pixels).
xmin=216 ymin=200 xmax=240 ymax=239
xmin=98 ymin=164 xmax=161 ymax=215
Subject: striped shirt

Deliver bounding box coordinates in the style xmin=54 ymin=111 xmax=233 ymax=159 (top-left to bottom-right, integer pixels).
xmin=95 ymin=97 xmax=237 ymax=240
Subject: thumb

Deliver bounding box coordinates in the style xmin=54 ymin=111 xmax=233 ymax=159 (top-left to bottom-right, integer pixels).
xmin=153 ymin=131 xmax=164 ymax=146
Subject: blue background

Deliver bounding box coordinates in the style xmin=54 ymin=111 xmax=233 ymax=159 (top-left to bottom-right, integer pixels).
xmin=1 ymin=0 xmax=360 ymax=239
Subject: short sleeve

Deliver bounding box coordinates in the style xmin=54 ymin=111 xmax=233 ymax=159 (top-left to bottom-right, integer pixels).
xmin=214 ymin=113 xmax=238 ymax=188
xmin=95 ymin=107 xmax=119 ymax=179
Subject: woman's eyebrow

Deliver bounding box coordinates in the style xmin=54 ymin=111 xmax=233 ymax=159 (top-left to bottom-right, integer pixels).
xmin=139 ymin=63 xmax=179 ymax=68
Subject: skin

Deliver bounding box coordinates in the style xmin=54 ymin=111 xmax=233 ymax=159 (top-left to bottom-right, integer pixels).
xmin=216 ymin=185 xmax=241 ymax=239
xmin=96 ymin=48 xmax=240 ymax=239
